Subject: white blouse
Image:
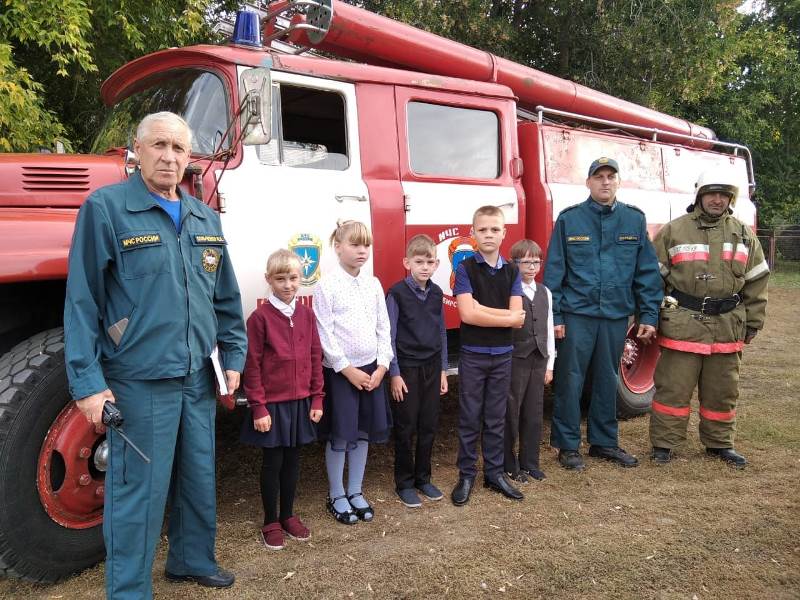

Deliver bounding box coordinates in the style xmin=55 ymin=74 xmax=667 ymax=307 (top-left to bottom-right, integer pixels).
xmin=313 ymin=263 xmax=393 ymax=372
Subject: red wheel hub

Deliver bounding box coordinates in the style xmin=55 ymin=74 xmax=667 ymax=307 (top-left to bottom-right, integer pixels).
xmin=37 ymin=402 xmax=104 ymax=529
xmin=619 ymin=325 xmax=661 ymax=394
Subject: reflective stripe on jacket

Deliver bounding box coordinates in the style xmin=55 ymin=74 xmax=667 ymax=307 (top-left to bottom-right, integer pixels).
xmin=652 ymin=206 xmax=769 ymax=354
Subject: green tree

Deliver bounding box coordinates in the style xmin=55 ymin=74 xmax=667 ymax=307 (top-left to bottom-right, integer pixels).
xmin=0 ymin=0 xmax=236 ymax=152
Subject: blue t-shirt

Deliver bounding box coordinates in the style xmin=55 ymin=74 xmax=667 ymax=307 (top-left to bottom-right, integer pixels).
xmin=151 ymin=192 xmax=182 ymax=234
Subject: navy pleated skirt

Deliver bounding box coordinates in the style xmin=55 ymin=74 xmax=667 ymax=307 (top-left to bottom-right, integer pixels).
xmin=240 ymin=397 xmax=317 ymax=448
xmin=317 ymin=362 xmax=393 ymax=451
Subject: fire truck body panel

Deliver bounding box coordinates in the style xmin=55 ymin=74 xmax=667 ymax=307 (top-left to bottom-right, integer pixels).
xmin=0 ymin=154 xmax=126 ymax=209
xmin=0 ymin=208 xmax=76 ymax=283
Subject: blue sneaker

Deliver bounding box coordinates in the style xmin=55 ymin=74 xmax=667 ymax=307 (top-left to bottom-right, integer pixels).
xmin=397 ymin=488 xmax=422 ymax=508
xmin=416 ymin=482 xmax=444 ymax=501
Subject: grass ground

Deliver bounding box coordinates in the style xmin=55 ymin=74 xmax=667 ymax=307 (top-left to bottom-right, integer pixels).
xmin=1 ymin=285 xmax=798 ymax=599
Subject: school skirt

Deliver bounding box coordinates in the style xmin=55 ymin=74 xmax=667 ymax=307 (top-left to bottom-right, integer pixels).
xmin=240 ymin=397 xmax=317 ymax=448
xmin=317 ymin=362 xmax=393 ymax=451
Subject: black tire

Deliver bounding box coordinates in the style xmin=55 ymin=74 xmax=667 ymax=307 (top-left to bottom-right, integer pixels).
xmin=616 ymin=378 xmax=654 ymax=419
xmin=0 ymin=328 xmax=104 ymax=582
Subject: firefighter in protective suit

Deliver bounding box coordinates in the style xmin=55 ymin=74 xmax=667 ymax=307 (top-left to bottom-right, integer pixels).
xmin=649 ymin=169 xmax=769 ymax=467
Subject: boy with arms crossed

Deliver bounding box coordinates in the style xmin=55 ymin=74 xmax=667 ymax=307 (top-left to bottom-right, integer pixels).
xmin=451 ymin=206 xmax=526 ymax=506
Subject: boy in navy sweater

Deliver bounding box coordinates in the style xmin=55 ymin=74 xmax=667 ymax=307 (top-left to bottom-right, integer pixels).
xmin=387 ymin=235 xmax=449 ymax=508
xmin=451 ymin=206 xmax=526 ymax=506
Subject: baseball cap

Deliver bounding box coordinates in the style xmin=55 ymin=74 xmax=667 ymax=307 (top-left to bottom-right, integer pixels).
xmin=588 ymin=157 xmax=619 ymax=177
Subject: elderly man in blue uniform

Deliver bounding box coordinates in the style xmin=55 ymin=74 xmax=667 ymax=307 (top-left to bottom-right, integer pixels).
xmin=64 ymin=111 xmax=247 ymax=598
xmin=544 ymin=157 xmax=662 ymax=471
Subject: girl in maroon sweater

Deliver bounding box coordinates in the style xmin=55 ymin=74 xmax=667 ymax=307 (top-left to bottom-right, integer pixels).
xmin=241 ymin=249 xmax=324 ymax=551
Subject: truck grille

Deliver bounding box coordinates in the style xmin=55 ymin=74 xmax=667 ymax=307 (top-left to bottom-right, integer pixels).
xmin=22 ymin=166 xmax=90 ymax=192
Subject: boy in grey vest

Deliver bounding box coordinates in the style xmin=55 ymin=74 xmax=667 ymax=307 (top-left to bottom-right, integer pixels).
xmin=505 ymin=240 xmax=555 ymax=481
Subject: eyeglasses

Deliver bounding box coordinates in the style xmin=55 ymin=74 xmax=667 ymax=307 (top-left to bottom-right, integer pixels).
xmin=514 ymin=259 xmax=541 ymax=267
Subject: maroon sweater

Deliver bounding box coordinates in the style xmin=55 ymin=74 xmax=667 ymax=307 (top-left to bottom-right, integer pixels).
xmin=242 ymin=302 xmax=324 ymax=420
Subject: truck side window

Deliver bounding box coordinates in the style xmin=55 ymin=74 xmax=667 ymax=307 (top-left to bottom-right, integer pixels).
xmin=407 ymin=101 xmax=500 ymax=179
xmin=92 ymin=70 xmax=229 ymax=156
xmin=256 ymin=84 xmax=349 ymax=170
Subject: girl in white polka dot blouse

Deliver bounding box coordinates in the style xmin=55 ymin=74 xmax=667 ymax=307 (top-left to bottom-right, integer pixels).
xmin=313 ymin=221 xmax=394 ymax=525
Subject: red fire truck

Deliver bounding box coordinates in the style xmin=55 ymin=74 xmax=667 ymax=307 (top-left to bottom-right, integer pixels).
xmin=0 ymin=0 xmax=754 ymax=582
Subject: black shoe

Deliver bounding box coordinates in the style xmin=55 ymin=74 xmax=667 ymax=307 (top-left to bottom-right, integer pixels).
xmin=484 ymin=474 xmax=524 ymax=500
xmin=451 ymin=477 xmax=474 ymax=506
xmin=165 ymin=567 xmax=235 ymax=588
xmin=588 ymin=445 xmax=639 ymax=468
xmin=326 ymin=495 xmax=358 ymax=525
xmin=558 ymin=449 xmax=585 ymax=471
xmin=706 ymin=447 xmax=747 ymax=468
xmin=506 ymin=470 xmax=529 ymax=483
xmin=347 ymin=493 xmax=374 ymax=522
xmin=651 ymin=447 xmax=673 ymax=465
xmin=521 ymin=468 xmax=546 ymax=481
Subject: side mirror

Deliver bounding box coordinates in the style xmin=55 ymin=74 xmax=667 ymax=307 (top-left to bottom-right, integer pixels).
xmin=239 ymin=67 xmax=272 ymax=145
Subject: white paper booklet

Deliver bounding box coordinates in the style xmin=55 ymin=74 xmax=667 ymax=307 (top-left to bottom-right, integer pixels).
xmin=210 ymin=346 xmax=229 ymax=395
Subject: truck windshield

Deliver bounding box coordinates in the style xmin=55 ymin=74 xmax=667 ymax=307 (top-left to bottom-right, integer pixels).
xmin=91 ymin=69 xmax=230 ymax=156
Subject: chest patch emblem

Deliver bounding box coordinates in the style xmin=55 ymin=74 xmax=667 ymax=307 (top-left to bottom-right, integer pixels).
xmin=121 ymin=233 xmax=161 ymax=249
xmin=567 ymin=235 xmax=590 ymax=242
xmin=194 ymin=234 xmax=226 ymax=244
xmin=202 ymin=248 xmax=221 ymax=273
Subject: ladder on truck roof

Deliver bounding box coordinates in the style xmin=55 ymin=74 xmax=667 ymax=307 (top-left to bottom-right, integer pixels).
xmin=520 ymin=106 xmax=756 ymax=194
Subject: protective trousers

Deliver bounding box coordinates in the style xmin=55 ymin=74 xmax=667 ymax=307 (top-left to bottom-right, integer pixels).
xmin=550 ymin=313 xmax=628 ymax=450
xmin=104 ymin=368 xmax=218 ymax=600
xmin=650 ymin=347 xmax=740 ymax=449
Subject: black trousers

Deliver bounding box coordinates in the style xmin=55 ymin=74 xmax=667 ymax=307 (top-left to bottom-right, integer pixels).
xmin=456 ymin=350 xmax=512 ymax=480
xmin=504 ymin=349 xmax=547 ymax=474
xmin=391 ymin=358 xmax=441 ymax=490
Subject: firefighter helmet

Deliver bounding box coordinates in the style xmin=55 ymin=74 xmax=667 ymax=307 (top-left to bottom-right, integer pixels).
xmin=694 ymin=168 xmax=739 ymax=207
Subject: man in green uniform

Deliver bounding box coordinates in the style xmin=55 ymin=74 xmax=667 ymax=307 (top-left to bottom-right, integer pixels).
xmin=544 ymin=157 xmax=662 ymax=471
xmin=64 ymin=112 xmax=247 ymax=598
xmin=649 ymin=169 xmax=769 ymax=467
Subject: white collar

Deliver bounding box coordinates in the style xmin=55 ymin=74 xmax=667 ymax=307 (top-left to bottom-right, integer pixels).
xmin=335 ymin=262 xmax=367 ymax=282
xmin=268 ymin=293 xmax=296 ymax=317
xmin=522 ymin=280 xmax=537 ymax=292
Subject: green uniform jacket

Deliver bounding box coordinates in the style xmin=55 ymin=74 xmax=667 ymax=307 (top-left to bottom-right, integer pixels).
xmin=543 ymin=198 xmax=663 ymax=327
xmin=652 ymin=206 xmax=769 ymax=354
xmin=64 ymin=171 xmax=247 ymax=400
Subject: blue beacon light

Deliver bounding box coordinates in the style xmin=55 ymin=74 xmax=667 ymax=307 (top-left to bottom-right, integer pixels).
xmin=231 ymin=10 xmax=262 ymax=47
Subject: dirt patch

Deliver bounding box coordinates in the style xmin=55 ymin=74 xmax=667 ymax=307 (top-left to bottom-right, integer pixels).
xmin=2 ymin=286 xmax=798 ymax=599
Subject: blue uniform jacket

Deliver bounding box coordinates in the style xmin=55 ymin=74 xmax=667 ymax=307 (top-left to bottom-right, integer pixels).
xmin=64 ymin=171 xmax=247 ymax=400
xmin=543 ymin=197 xmax=662 ymax=327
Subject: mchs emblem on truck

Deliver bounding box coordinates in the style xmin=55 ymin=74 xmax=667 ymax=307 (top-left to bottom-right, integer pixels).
xmin=289 ymin=233 xmax=322 ymax=286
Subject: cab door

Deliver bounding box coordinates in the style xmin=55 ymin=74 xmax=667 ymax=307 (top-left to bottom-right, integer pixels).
xmin=219 ymin=70 xmax=370 ymax=316
xmin=394 ymin=87 xmax=523 ymax=326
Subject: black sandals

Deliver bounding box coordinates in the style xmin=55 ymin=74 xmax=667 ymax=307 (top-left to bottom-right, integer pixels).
xmin=326 ymin=495 xmax=358 ymax=525
xmin=347 ymin=493 xmax=374 ymax=522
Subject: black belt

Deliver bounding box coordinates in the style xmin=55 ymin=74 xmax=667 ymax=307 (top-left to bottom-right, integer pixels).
xmin=672 ymin=290 xmax=741 ymax=315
